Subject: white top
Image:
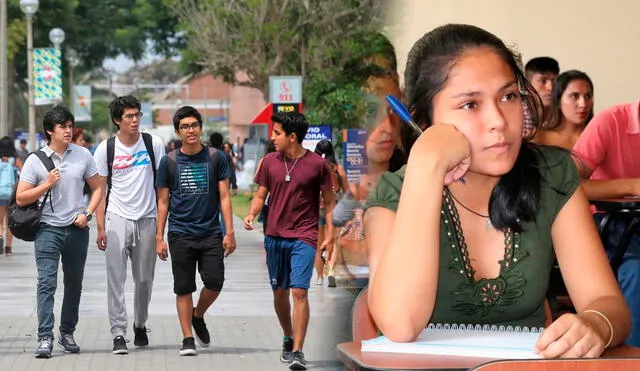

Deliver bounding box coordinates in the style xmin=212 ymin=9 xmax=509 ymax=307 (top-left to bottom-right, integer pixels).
xmin=20 ymin=144 xmax=98 ymax=227
xmin=93 ymin=133 xmax=165 ymax=220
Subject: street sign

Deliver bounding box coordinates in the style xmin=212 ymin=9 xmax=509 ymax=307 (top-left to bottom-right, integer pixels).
xmin=269 ymin=76 xmax=302 ymax=104
xmin=272 ymin=103 xmax=301 ymax=114
xmin=302 ymin=125 xmax=332 ymax=151
xmin=34 ymin=48 xmax=63 ymax=106
xmin=343 ymin=129 xmax=368 ymax=183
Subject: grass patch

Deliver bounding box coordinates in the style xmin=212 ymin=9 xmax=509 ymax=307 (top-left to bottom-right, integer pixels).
xmin=231 ymin=192 xmax=253 ymax=219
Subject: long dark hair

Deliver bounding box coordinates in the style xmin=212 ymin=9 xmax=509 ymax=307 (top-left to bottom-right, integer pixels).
xmin=404 ymin=24 xmax=546 ymax=232
xmin=545 ymin=70 xmax=594 ymax=130
xmin=314 ymin=139 xmax=338 ymax=167
xmin=0 ymin=136 xmax=16 ymax=158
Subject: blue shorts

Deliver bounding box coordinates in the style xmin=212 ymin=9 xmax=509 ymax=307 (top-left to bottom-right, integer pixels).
xmin=264 ymin=236 xmax=316 ymax=290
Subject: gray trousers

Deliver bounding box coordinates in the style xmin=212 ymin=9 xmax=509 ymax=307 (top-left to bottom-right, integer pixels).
xmin=105 ymin=212 xmax=157 ymax=337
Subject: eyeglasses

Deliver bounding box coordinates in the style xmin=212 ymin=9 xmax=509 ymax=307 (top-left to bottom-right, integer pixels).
xmin=122 ymin=112 xmax=143 ymax=120
xmin=178 ymin=122 xmax=201 ymax=131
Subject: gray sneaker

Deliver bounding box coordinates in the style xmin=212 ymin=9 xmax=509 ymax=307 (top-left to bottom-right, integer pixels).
xmin=35 ymin=338 xmax=53 ymax=359
xmin=280 ymin=337 xmax=294 ymax=363
xmin=58 ymin=333 xmax=80 ymax=353
xmin=289 ymin=350 xmax=307 ymax=370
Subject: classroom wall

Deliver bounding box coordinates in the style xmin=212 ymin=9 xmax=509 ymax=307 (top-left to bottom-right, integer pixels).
xmin=386 ymin=0 xmax=640 ymax=112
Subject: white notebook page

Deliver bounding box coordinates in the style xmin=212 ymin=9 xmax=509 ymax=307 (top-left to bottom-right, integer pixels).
xmin=361 ymin=324 xmax=543 ymax=359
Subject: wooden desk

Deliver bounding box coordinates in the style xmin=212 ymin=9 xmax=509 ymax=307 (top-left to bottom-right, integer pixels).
xmin=590 ymin=198 xmax=640 ymax=274
xmin=336 ymin=341 xmax=640 ymax=371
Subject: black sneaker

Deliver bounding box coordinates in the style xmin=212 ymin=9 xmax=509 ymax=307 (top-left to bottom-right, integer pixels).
xmin=133 ymin=324 xmax=149 ymax=347
xmin=328 ymin=275 xmax=337 ymax=288
xmin=180 ymin=337 xmax=197 ymax=356
xmin=112 ymin=335 xmax=128 ymax=355
xmin=58 ymin=332 xmax=80 ymax=353
xmin=35 ymin=338 xmax=53 ymax=359
xmin=192 ymin=309 xmax=210 ymax=347
xmin=280 ymin=337 xmax=294 ymax=363
xmin=289 ymin=350 xmax=307 ymax=370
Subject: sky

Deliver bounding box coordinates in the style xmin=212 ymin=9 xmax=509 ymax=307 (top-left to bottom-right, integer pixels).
xmin=103 ymin=54 xmax=161 ymax=73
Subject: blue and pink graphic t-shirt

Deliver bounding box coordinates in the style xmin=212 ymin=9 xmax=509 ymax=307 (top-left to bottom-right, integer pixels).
xmin=94 ymin=134 xmax=165 ymax=220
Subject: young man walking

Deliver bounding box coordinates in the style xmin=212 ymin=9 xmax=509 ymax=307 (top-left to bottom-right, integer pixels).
xmin=93 ymin=95 xmax=165 ymax=354
xmin=16 ymin=106 xmax=104 ymax=358
xmin=156 ymin=106 xmax=237 ymax=355
xmin=244 ymin=112 xmax=336 ymax=370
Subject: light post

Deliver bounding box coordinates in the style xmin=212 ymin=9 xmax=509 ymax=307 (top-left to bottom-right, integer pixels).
xmin=99 ymin=67 xmax=114 ymax=135
xmin=48 ymin=28 xmax=65 ymax=50
xmin=20 ymin=0 xmax=39 ymax=151
xmin=66 ymin=49 xmax=79 ymax=108
xmin=48 ymin=28 xmax=65 ymax=107
xmin=0 ymin=0 xmax=8 ymax=138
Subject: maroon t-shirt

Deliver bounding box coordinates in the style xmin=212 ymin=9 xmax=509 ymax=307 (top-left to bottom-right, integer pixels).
xmin=255 ymin=150 xmax=333 ymax=248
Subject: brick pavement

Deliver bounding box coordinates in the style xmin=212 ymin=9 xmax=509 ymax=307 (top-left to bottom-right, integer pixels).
xmin=0 ymin=216 xmax=354 ymax=370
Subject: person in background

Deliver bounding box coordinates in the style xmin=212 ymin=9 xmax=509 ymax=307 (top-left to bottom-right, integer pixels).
xmin=330 ymin=32 xmax=408 ymax=289
xmin=365 ymin=24 xmax=629 ymax=358
xmin=0 ymin=136 xmax=23 ymax=255
xmin=312 ymin=139 xmax=348 ymax=286
xmin=210 ymin=134 xmax=238 ymax=196
xmin=16 ymin=139 xmax=29 ymax=164
xmin=525 ymin=56 xmax=560 ymax=125
xmin=573 ymin=98 xmax=640 ymax=346
xmin=256 ymin=140 xmax=277 ymax=234
xmin=73 ymin=128 xmax=92 ymax=206
xmin=534 ymin=70 xmax=594 ymax=149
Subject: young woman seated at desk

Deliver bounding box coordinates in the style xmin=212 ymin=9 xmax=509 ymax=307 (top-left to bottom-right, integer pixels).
xmin=363 ymin=24 xmax=630 ymax=359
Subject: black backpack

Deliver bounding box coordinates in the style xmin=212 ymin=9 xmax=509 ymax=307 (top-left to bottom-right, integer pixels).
xmin=105 ymin=132 xmax=156 ymax=210
xmin=8 ymin=151 xmax=55 ymax=241
xmin=166 ymin=147 xmax=221 ymax=190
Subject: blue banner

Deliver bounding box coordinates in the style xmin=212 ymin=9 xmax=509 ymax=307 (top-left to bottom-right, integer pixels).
xmin=343 ymin=129 xmax=368 ymax=184
xmin=302 ymin=125 xmax=332 ymax=151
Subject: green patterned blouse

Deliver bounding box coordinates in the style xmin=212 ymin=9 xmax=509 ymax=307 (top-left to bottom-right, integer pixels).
xmin=365 ymin=147 xmax=580 ymax=328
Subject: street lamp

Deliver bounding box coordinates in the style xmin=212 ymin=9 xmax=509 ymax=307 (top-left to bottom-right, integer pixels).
xmin=66 ymin=48 xmax=79 ymax=108
xmin=20 ymin=0 xmax=39 ymax=151
xmin=48 ymin=28 xmax=65 ymax=49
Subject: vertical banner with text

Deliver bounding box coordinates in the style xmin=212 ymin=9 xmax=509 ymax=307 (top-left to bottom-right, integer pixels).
xmin=343 ymin=129 xmax=368 ymax=184
xmin=33 ymin=48 xmax=62 ymax=106
xmin=72 ymin=85 xmax=92 ymax=122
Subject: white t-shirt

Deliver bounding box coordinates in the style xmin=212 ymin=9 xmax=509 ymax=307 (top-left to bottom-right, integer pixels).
xmin=93 ymin=133 xmax=165 ymax=220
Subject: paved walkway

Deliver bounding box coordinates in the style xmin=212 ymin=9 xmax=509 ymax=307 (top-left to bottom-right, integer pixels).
xmin=0 ymin=217 xmax=354 ymax=370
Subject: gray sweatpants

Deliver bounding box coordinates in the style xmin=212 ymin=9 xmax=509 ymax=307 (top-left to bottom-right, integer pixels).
xmin=105 ymin=212 xmax=157 ymax=338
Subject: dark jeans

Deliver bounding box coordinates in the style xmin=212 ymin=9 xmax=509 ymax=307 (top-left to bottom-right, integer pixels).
xmin=595 ymin=214 xmax=640 ymax=347
xmin=34 ymin=224 xmax=89 ymax=340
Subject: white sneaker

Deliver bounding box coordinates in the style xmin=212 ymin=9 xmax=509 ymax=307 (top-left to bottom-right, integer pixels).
xmin=315 ymin=277 xmax=324 ymax=285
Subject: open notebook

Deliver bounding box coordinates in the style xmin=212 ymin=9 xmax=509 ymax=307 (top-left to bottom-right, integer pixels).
xmin=361 ymin=323 xmax=543 ymax=359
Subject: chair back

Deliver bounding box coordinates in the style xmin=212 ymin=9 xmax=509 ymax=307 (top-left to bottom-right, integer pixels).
xmin=352 ymin=286 xmax=378 ymax=341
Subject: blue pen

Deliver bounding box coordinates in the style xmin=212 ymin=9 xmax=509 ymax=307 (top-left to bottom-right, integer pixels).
xmin=385 ymin=95 xmax=423 ymax=136
xmin=385 ymin=95 xmax=466 ymax=184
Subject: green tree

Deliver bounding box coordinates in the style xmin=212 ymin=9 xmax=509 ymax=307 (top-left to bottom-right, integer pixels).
xmin=5 ymin=0 xmax=184 ymax=131
xmin=170 ymin=0 xmax=391 ymax=129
